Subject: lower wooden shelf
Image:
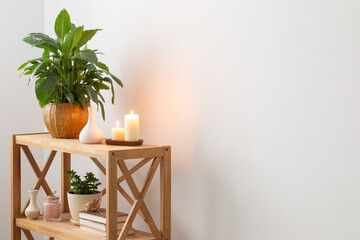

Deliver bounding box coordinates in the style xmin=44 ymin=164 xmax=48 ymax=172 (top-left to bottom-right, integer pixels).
xmin=16 ymin=213 xmax=156 ymax=240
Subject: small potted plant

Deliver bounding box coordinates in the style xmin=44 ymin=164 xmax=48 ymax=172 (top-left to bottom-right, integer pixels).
xmin=66 ymin=170 xmax=102 ymax=224
xmin=18 ymin=9 xmax=123 ymax=138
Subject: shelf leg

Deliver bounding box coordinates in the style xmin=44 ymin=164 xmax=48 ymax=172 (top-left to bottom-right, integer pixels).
xmin=161 ymin=147 xmax=171 ymax=240
xmin=61 ymin=152 xmax=71 ymax=213
xmin=106 ymin=152 xmax=117 ymax=240
xmin=11 ymin=135 xmax=21 ymax=240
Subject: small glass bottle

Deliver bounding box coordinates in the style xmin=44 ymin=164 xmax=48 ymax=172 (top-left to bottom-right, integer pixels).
xmin=43 ymin=195 xmax=62 ymax=222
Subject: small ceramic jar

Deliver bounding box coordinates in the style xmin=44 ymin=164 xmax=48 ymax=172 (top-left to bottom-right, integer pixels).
xmin=43 ymin=195 xmax=61 ymax=222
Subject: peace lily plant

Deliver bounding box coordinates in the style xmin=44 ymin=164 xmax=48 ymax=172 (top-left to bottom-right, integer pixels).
xmin=18 ymin=9 xmax=122 ymax=120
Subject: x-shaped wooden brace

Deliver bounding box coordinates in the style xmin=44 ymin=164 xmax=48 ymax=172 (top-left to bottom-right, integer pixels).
xmin=117 ymin=157 xmax=161 ymax=240
xmin=90 ymin=157 xmax=162 ymax=239
xmin=20 ymin=146 xmax=56 ymax=240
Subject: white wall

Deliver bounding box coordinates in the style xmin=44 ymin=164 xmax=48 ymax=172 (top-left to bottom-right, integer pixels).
xmin=44 ymin=1 xmax=360 ymax=240
xmin=2 ymin=0 xmax=44 ymax=239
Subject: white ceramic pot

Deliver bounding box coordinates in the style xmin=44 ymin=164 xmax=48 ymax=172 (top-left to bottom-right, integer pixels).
xmin=79 ymin=107 xmax=104 ymax=144
xmin=25 ymin=189 xmax=40 ymax=220
xmin=67 ymin=192 xmax=102 ymax=224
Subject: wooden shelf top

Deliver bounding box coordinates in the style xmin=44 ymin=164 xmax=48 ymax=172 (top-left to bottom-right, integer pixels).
xmin=15 ymin=133 xmax=167 ymax=159
xmin=16 ymin=213 xmax=156 ymax=240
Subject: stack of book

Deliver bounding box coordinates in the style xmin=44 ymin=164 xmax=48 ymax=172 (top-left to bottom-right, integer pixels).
xmin=79 ymin=208 xmax=134 ymax=237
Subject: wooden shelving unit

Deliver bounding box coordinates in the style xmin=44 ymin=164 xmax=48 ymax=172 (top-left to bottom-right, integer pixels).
xmin=11 ymin=133 xmax=171 ymax=240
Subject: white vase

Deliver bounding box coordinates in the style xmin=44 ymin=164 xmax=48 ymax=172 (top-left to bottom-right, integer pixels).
xmin=25 ymin=189 xmax=40 ymax=220
xmin=79 ymin=107 xmax=104 ymax=144
xmin=67 ymin=192 xmax=102 ymax=224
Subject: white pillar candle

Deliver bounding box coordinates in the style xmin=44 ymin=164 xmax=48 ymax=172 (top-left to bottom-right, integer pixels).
xmin=111 ymin=121 xmax=125 ymax=140
xmin=124 ymin=110 xmax=139 ymax=141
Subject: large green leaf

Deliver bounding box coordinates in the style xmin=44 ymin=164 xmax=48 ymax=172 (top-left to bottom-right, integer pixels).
xmin=71 ymin=27 xmax=83 ymax=51
xmin=65 ymin=92 xmax=74 ymax=104
xmin=110 ymin=81 xmax=114 ymax=104
xmin=78 ymin=90 xmax=87 ymax=109
xmin=98 ymin=69 xmax=123 ymax=87
xmin=85 ymin=85 xmax=98 ymax=102
xmin=96 ymin=82 xmax=110 ymax=90
xmin=35 ymin=76 xmax=58 ymax=106
xmin=97 ymin=91 xmax=105 ymax=102
xmin=24 ymin=70 xmax=34 ymax=76
xmin=109 ymin=73 xmax=123 ymax=87
xmin=75 ymin=50 xmax=98 ymax=63
xmin=31 ymin=62 xmax=46 ymax=81
xmin=54 ymin=9 xmax=71 ymax=41
xmin=78 ymin=29 xmax=101 ymax=48
xmin=42 ymin=48 xmax=50 ymax=59
xmin=96 ymin=62 xmax=109 ymax=72
xmin=102 ymin=77 xmax=115 ymax=104
xmin=70 ymin=23 xmax=76 ymax=31
xmin=63 ymin=26 xmax=83 ymax=53
xmin=18 ymin=62 xmax=30 ymax=71
xmin=23 ymin=33 xmax=60 ymax=53
xmin=98 ymin=101 xmax=105 ymax=120
xmin=28 ymin=33 xmax=59 ymax=46
xmin=85 ymin=64 xmax=97 ymax=71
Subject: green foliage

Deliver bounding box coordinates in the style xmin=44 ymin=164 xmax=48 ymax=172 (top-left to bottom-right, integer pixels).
xmin=18 ymin=8 xmax=123 ymax=120
xmin=66 ymin=170 xmax=101 ymax=195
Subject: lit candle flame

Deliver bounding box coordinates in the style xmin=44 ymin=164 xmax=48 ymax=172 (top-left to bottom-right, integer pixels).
xmin=131 ymin=110 xmax=134 ymax=115
xmin=116 ymin=121 xmax=120 ymax=128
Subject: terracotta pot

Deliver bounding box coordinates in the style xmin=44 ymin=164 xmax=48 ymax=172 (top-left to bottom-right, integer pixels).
xmin=43 ymin=103 xmax=89 ymax=139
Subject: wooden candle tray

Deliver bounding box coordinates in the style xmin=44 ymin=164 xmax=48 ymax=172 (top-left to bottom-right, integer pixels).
xmin=105 ymin=138 xmax=144 ymax=146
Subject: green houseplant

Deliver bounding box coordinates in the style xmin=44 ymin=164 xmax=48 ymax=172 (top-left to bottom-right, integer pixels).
xmin=66 ymin=170 xmax=102 ymax=224
xmin=18 ymin=9 xmax=122 ymax=138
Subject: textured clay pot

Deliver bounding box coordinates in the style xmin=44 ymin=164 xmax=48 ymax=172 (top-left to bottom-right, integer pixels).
xmin=43 ymin=103 xmax=89 ymax=139
xmin=67 ymin=192 xmax=102 ymax=224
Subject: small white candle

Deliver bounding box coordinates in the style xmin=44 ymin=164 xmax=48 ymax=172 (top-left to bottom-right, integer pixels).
xmin=124 ymin=110 xmax=139 ymax=141
xmin=111 ymin=121 xmax=125 ymax=140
